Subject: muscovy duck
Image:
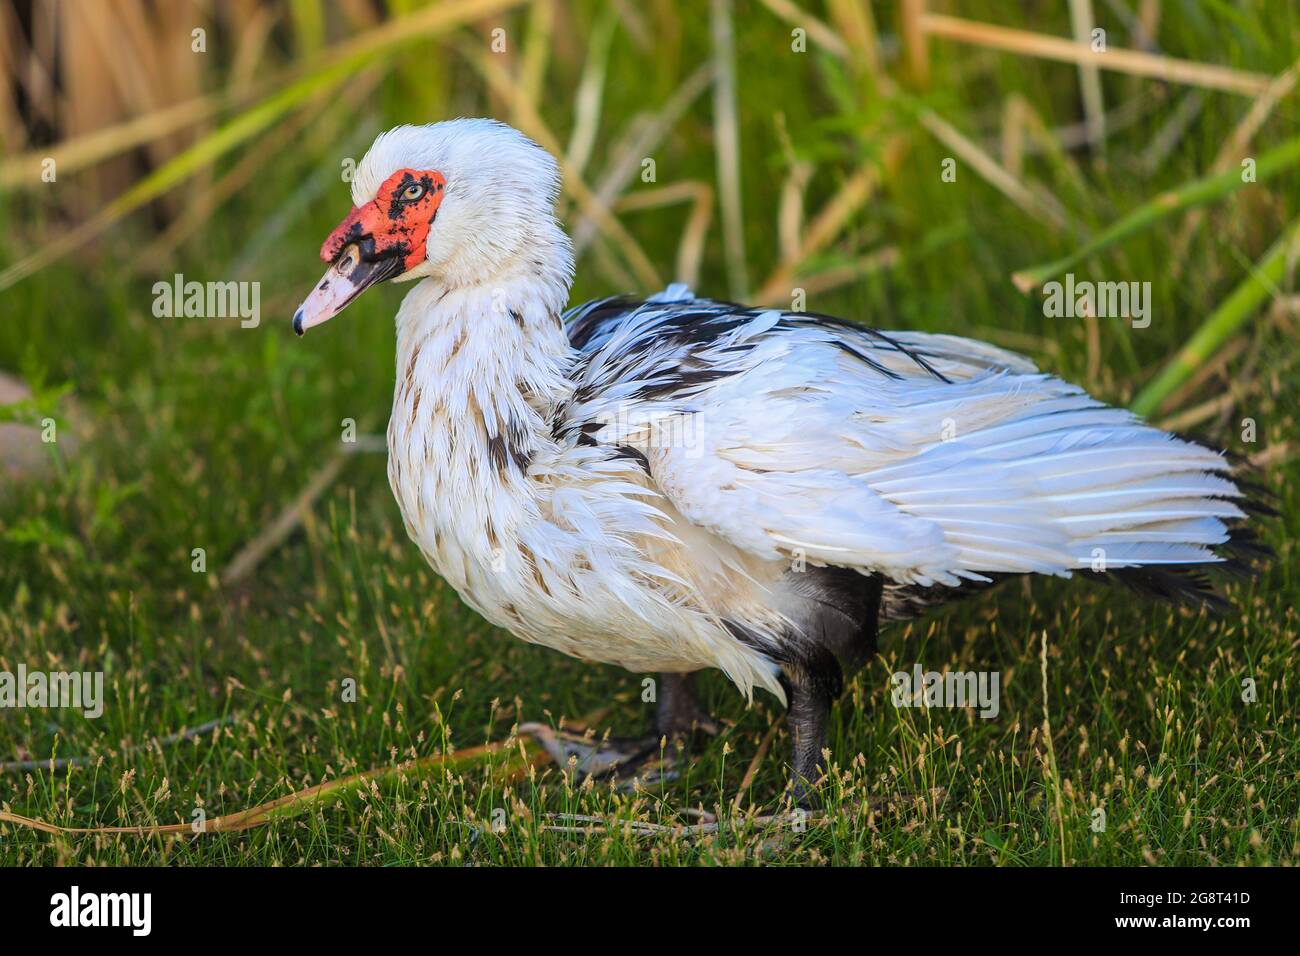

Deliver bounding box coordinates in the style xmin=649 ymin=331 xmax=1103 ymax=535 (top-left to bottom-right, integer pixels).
xmin=294 ymin=119 xmax=1263 ymax=797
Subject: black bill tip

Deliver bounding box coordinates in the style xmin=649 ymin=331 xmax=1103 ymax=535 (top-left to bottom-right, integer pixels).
xmin=292 ymin=307 xmax=305 ymax=337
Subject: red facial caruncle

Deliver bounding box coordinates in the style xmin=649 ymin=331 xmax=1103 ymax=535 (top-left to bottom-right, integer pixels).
xmin=294 ymin=168 xmax=446 ymax=335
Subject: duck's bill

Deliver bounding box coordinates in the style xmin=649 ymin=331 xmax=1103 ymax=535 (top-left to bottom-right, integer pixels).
xmin=293 ymin=244 xmax=403 ymax=335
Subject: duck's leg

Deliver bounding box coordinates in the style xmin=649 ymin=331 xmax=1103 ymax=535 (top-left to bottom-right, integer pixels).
xmin=655 ymin=671 xmax=719 ymax=738
xmin=780 ymin=571 xmax=885 ymax=805
xmin=555 ymin=672 xmax=716 ymax=792
xmin=783 ymin=669 xmax=834 ymax=804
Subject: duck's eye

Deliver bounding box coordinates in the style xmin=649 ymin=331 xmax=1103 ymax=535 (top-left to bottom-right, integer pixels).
xmin=401 ymin=182 xmax=425 ymax=201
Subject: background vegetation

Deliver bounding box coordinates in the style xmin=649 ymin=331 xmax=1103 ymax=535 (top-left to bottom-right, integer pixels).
xmin=0 ymin=0 xmax=1296 ymax=865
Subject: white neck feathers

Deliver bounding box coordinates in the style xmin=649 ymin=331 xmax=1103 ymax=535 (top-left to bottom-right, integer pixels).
xmin=385 ymin=250 xmax=575 ymax=586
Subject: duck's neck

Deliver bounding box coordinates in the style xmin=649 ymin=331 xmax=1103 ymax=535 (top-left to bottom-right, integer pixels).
xmin=386 ymin=260 xmax=573 ymax=570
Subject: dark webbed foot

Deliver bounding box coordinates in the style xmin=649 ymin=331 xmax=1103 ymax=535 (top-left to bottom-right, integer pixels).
xmin=517 ymin=673 xmax=720 ymax=794
xmin=655 ymin=671 xmax=720 ymax=740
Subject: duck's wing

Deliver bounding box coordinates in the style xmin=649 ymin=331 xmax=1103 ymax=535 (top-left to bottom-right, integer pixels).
xmin=558 ymin=288 xmax=1249 ymax=601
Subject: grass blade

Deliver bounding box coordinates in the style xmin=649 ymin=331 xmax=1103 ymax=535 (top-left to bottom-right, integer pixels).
xmin=1012 ymin=133 xmax=1300 ymax=293
xmin=1131 ymin=215 xmax=1300 ymax=417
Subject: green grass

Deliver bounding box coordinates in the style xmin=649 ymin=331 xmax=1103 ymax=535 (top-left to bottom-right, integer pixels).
xmin=1 ymin=1 xmax=1297 ymax=865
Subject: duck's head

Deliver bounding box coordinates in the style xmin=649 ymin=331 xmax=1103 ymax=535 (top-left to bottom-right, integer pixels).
xmin=294 ymin=118 xmax=568 ymax=335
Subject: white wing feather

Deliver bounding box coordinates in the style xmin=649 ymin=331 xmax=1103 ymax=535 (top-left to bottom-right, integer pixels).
xmin=565 ymin=293 xmax=1242 ymax=588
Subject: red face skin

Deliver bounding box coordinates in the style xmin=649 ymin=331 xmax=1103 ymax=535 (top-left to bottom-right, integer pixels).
xmin=293 ymin=168 xmax=448 ymax=335
xmin=321 ymin=168 xmax=447 ymax=272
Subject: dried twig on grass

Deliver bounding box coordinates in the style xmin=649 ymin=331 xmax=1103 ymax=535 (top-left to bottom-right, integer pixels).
xmin=0 ymin=738 xmax=546 ymax=837
xmin=0 ymin=717 xmax=613 ymax=837
xmin=543 ymin=808 xmax=823 ymax=838
xmin=544 ymin=786 xmax=949 ymax=838
xmin=0 ymin=716 xmax=235 ymax=773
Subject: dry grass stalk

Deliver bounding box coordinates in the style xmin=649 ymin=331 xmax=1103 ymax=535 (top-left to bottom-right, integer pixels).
xmin=773 ymin=113 xmax=814 ymax=261
xmin=588 ymin=236 xmax=640 ymax=292
xmin=0 ymin=4 xmax=23 ymax=146
xmin=922 ymin=13 xmax=1272 ymax=96
xmin=900 ymin=0 xmax=930 ymax=88
xmin=711 ymin=0 xmax=749 ymax=299
xmin=1067 ymin=0 xmax=1106 ymax=148
xmin=1040 ymin=631 xmax=1070 ymax=865
xmin=1172 ymin=56 xmax=1300 ymax=270
xmin=1037 ymin=91 xmax=1157 ymax=154
xmin=732 ymin=720 xmax=780 ymax=810
xmin=0 ymin=712 xmax=618 ymax=838
xmin=19 ymin=1 xmax=56 ymax=138
xmin=1139 ymin=91 xmax=1204 ymax=172
xmin=1000 ymin=95 xmax=1028 ymax=177
xmin=757 ymin=0 xmax=848 ymax=58
xmin=219 ymin=411 xmax=381 ymax=588
xmin=543 ymin=808 xmax=825 ymax=838
xmin=758 ymin=0 xmax=1070 ymax=296
xmin=562 ymin=5 xmax=618 ymax=181
xmin=757 ymin=162 xmax=881 ymax=304
xmin=1136 ymin=0 xmax=1161 ymax=50
xmin=518 ymin=0 xmax=556 ymax=117
xmin=918 ymin=109 xmax=1072 ymax=233
xmin=1148 ymin=340 xmax=1300 ymax=437
xmin=828 ymin=0 xmax=882 ymax=79
xmin=775 ymin=247 xmax=900 ymax=303
xmin=615 ymin=181 xmax=715 ymax=287
xmin=1 ymin=0 xmax=529 ymax=191
xmin=610 ymin=0 xmax=652 ymax=52
xmin=0 ymin=0 xmax=534 ymax=292
xmin=131 ymin=68 xmax=385 ymax=273
xmin=129 ymin=93 xmax=336 ymax=273
xmin=229 ymin=3 xmax=281 ymax=98
xmin=25 ymin=0 xmax=213 ymax=212
xmin=0 ymin=717 xmax=234 ymax=773
xmin=0 ymin=95 xmax=220 ymax=191
xmin=0 ymin=737 xmax=549 ymax=837
xmin=1249 ymin=442 xmax=1292 ymax=468
xmin=1153 ymin=338 xmax=1248 ymax=421
xmin=997 ymin=93 xmax=1090 ymax=199
xmin=571 ymin=63 xmax=713 ymax=255
xmin=469 ymin=49 xmax=662 ymax=289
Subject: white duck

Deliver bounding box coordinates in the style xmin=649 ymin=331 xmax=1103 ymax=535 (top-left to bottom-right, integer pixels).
xmin=294 ymin=119 xmax=1262 ymax=796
